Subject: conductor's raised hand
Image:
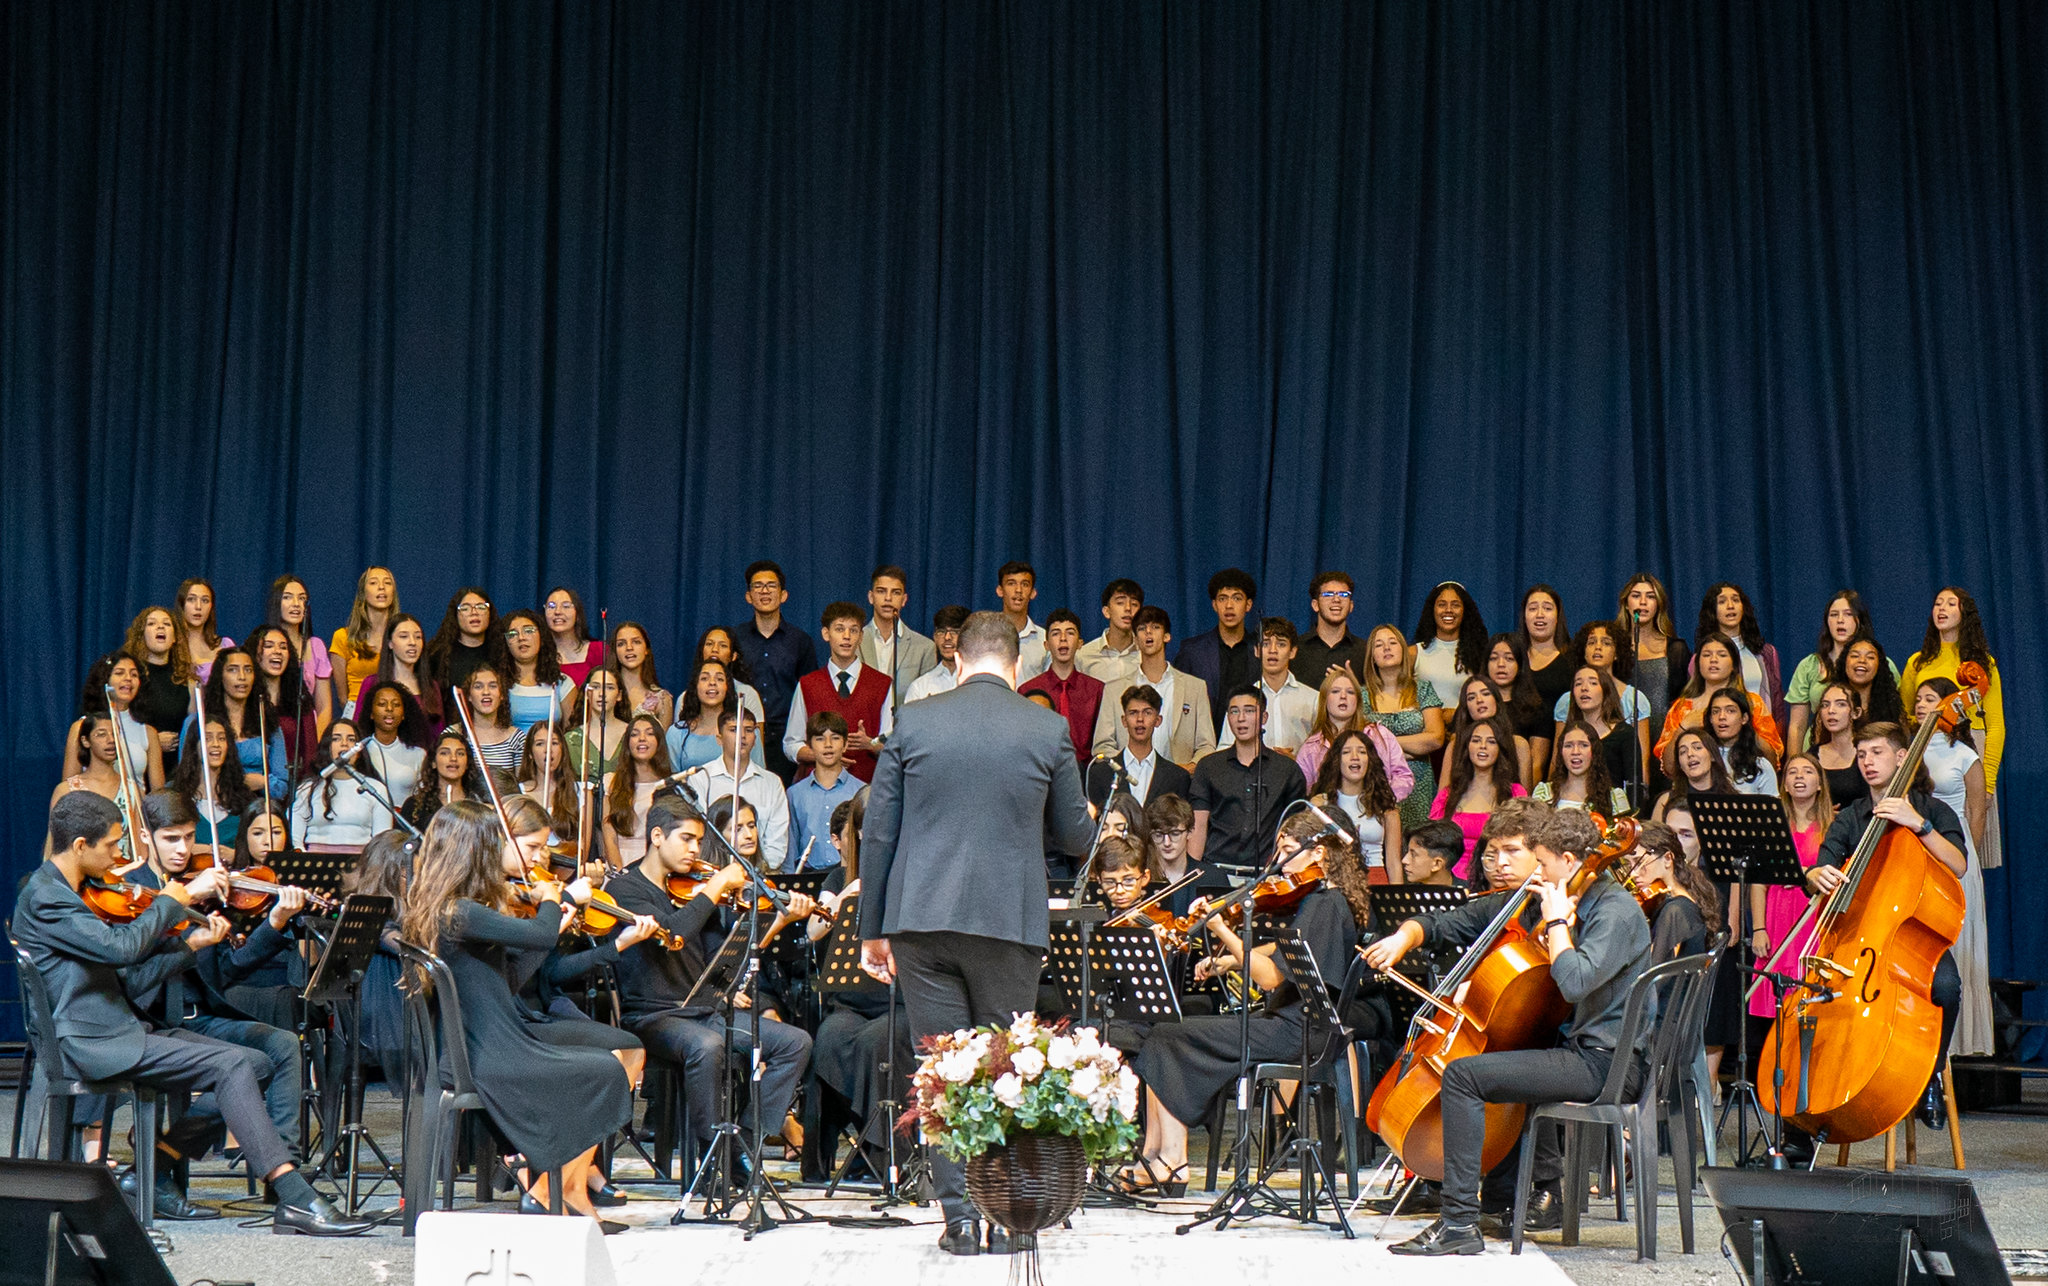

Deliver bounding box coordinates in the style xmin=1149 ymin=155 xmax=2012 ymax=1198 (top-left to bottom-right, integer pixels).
xmin=861 ymin=938 xmax=895 ymax=983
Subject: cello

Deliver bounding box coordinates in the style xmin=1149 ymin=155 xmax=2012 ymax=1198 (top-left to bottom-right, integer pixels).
xmin=1755 ymin=671 xmax=1983 ymax=1144
xmin=1365 ymin=816 xmax=1639 ymax=1181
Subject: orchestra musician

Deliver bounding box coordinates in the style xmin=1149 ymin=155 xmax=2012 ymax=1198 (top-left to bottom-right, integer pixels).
xmin=1127 ymin=810 xmax=1372 ymax=1199
xmin=1363 ymin=802 xmax=1651 ymax=1255
xmin=397 ymin=799 xmax=634 ymax=1220
xmin=16 ymin=793 xmax=372 ymax=1235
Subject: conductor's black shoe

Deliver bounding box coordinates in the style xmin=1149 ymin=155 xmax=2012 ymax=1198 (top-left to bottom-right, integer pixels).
xmin=938 ymin=1217 xmax=982 ymax=1256
xmin=1363 ymin=1183 xmax=1440 ymax=1216
xmin=118 ymin=1168 xmax=219 ymax=1221
xmin=273 ymin=1196 xmax=375 ymax=1237
xmin=1481 ymin=1190 xmax=1562 ymax=1236
xmin=1388 ymin=1219 xmax=1484 ymax=1257
xmin=1919 ymin=1075 xmax=1947 ymax=1131
xmin=985 ymin=1224 xmax=1015 ymax=1254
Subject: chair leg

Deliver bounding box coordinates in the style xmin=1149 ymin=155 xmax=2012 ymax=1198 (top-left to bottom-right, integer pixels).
xmin=1630 ymin=1110 xmax=1656 ymax=1261
xmin=1674 ymin=1100 xmax=1698 ymax=1255
xmin=1883 ymin=1126 xmax=1897 ymax=1172
xmin=1904 ymin=1116 xmax=1916 ymax=1167
xmin=8 ymin=1046 xmax=31 ymax=1158
xmin=1509 ymin=1114 xmax=1540 ymax=1256
xmin=1560 ymin=1123 xmax=1584 ymax=1248
xmin=1610 ymin=1124 xmax=1627 ymax=1221
xmin=1944 ymin=1070 xmax=1966 ymax=1170
xmin=133 ymin=1095 xmax=157 ymax=1232
xmin=440 ymin=1109 xmax=461 ymax=1211
xmin=546 ymin=1167 xmax=564 ymax=1215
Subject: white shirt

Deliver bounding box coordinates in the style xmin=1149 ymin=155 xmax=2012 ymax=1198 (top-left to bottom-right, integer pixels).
xmin=1135 ymin=664 xmax=1179 ymax=748
xmin=1121 ymin=746 xmax=1159 ymax=804
xmin=293 ymin=777 xmax=394 ymax=849
xmin=1553 ymin=683 xmax=1654 ymax=725
xmin=782 ymin=658 xmax=896 ymax=760
xmin=361 ymin=738 xmax=426 ymax=814
xmin=1259 ymin=673 xmax=1318 ymax=751
xmin=685 ymin=756 xmax=792 ymax=870
xmin=1413 ymin=637 xmax=1467 ymax=709
xmin=1332 ymin=791 xmax=1387 ymax=869
xmin=1013 ymin=619 xmax=1050 ymax=681
xmin=1076 ymin=633 xmax=1140 ymax=686
xmin=870 ymin=627 xmax=897 ymax=688
xmin=904 ymin=662 xmax=960 ymax=704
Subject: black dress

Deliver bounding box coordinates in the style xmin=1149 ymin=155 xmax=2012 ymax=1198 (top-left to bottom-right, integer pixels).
xmin=809 ymin=875 xmax=910 ymax=1149
xmin=1527 ymin=652 xmax=1574 ymax=718
xmin=518 ymin=938 xmax=644 ymax=1053
xmin=1822 ymin=760 xmax=1864 ymax=810
xmin=437 ymin=899 xmax=634 ymax=1170
xmin=1133 ymin=886 xmax=1360 ymax=1125
xmin=1598 ymin=723 xmax=1640 ymax=795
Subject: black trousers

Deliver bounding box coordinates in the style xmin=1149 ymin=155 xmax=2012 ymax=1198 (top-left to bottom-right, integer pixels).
xmin=124 ymin=1028 xmax=294 ymax=1179
xmin=1439 ymin=1044 xmax=1629 ymax=1226
xmin=629 ymin=1010 xmax=812 ymax=1153
xmin=890 ymin=931 xmax=1047 ymax=1222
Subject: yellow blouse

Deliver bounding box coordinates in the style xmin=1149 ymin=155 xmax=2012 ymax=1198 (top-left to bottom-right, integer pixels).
xmin=330 ymin=628 xmax=382 ymax=705
xmin=1899 ymin=643 xmax=2003 ymax=792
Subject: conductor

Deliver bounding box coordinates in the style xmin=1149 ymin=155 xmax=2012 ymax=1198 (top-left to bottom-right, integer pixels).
xmin=859 ymin=610 xmax=1095 ymax=1256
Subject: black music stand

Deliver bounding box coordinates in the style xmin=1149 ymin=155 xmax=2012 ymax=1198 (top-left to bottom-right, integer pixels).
xmin=301 ymin=895 xmax=398 ymax=1218
xmin=268 ymin=851 xmax=353 ymax=906
xmin=1259 ymin=930 xmax=1354 ymax=1236
xmin=1690 ymin=792 xmax=1807 ymax=1168
xmin=1366 ymin=885 xmax=1468 ymax=931
xmin=1047 ymin=925 xmax=1183 ymax=1029
xmin=265 ymin=850 xmax=354 ymax=1161
xmin=813 ymin=899 xmax=923 ymax=1223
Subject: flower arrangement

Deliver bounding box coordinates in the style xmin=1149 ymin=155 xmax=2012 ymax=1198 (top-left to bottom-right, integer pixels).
xmin=906 ymin=1013 xmax=1140 ymax=1164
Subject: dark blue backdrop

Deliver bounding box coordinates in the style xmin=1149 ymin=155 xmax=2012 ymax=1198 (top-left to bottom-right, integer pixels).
xmin=3 ymin=1 xmax=2044 ymax=1039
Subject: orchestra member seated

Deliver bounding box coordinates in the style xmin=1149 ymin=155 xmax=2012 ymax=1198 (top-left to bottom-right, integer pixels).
xmin=1127 ymin=811 xmax=1371 ymax=1198
xmin=1364 ymin=803 xmax=1652 ymax=1254
xmin=17 ymin=793 xmax=372 ymax=1235
xmin=1400 ymin=820 xmax=1465 ymax=888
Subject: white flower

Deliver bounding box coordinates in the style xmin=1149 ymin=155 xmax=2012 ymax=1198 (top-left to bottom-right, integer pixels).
xmin=1090 ymin=1098 xmax=1112 ymax=1122
xmin=1069 ymin=1064 xmax=1103 ymax=1100
xmin=993 ymin=1073 xmax=1025 ymax=1108
xmin=936 ymin=1047 xmax=981 ymax=1084
xmin=1009 ymin=1013 xmax=1040 ymax=1041
xmin=968 ymin=1032 xmax=994 ymax=1058
xmin=1071 ymin=1027 xmax=1103 ymax=1058
xmin=1046 ymin=1036 xmax=1080 ymax=1070
xmin=1011 ymin=1045 xmax=1046 ymax=1080
xmin=1115 ymin=1085 xmax=1139 ymax=1120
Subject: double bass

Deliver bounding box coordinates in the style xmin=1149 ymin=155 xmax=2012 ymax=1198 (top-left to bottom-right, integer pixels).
xmin=1755 ymin=671 xmax=1983 ymax=1143
xmin=1365 ymin=817 xmax=1639 ymax=1181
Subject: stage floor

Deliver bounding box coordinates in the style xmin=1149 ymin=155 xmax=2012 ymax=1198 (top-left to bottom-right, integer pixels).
xmin=13 ymin=1091 xmax=2047 ymax=1286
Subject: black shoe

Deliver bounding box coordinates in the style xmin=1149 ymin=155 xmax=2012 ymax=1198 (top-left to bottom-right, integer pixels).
xmin=1481 ymin=1190 xmax=1561 ymax=1236
xmin=1919 ymin=1076 xmax=1947 ymax=1131
xmin=118 ymin=1168 xmax=219 ymax=1222
xmin=1388 ymin=1219 xmax=1484 ymax=1257
xmin=588 ymin=1182 xmax=628 ymax=1208
xmin=273 ymin=1196 xmax=376 ymax=1237
xmin=1363 ymin=1183 xmax=1440 ymax=1216
xmin=938 ymin=1217 xmax=982 ymax=1256
xmin=986 ymin=1224 xmax=1014 ymax=1254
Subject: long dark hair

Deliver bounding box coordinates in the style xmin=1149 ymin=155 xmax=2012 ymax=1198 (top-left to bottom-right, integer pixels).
xmin=1696 ymin=582 xmax=1765 ymax=653
xmin=1679 ymin=632 xmax=1747 ymax=700
xmin=201 ymin=646 xmax=277 ymax=744
xmin=173 ymin=578 xmax=222 ymax=652
xmin=1512 ymin=584 xmax=1570 ymax=654
xmin=403 ymin=728 xmax=488 ymax=821
xmin=170 ymin=719 xmax=258 ymax=818
xmin=77 ymin=651 xmax=138 ymax=717
xmin=1912 ymin=677 xmax=1972 ymax=748
xmin=264 ymin=573 xmax=315 ymax=645
xmin=606 ymin=713 xmax=675 ymax=837
xmin=1441 ymin=714 xmax=1519 ymax=806
xmin=678 ymin=658 xmax=733 ymax=730
xmin=697 ymin=625 xmax=753 ymax=686
xmin=245 ymin=625 xmax=308 ymax=717
xmin=1569 ymin=619 xmax=1635 ymax=683
xmin=1413 ymin=582 xmax=1489 ymax=677
xmin=231 ymin=797 xmax=292 ymax=868
xmin=1664 ymin=727 xmax=1735 ymax=799
xmin=491 ymin=608 xmax=563 ymax=688
xmin=1922 ymin=586 xmax=1994 ymax=670
xmin=1547 ymin=718 xmax=1617 ymax=805
xmin=544 ymin=586 xmax=593 ymax=645
xmin=400 ymin=800 xmax=512 ymax=956
xmin=1311 ymin=728 xmax=1398 ymax=816
xmin=1811 ymin=589 xmax=1876 ymax=683
xmin=360 ymin=679 xmax=432 ymax=749
xmin=342 ymin=828 xmax=416 ymax=905
xmin=1482 ymin=633 xmax=1546 ymax=730
xmin=425 ymin=587 xmax=495 ymax=687
xmin=1635 ymin=820 xmax=1722 ymax=935
xmin=1703 ymin=689 xmax=1767 ymax=784
xmin=606 ymin=621 xmax=661 ymax=694
xmin=1842 ymin=631 xmax=1905 ymax=725
xmin=300 ymin=718 xmax=380 ymax=822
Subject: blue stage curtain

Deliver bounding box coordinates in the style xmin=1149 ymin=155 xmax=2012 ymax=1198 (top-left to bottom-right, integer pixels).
xmin=4 ymin=1 xmax=2044 ymax=1036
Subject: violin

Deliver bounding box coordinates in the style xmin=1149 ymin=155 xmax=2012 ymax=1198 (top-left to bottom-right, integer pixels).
xmin=182 ymin=848 xmax=338 ymax=918
xmin=663 ymin=863 xmax=835 ymax=924
xmin=80 ymin=878 xmax=196 ymax=926
xmin=1756 ymin=673 xmax=1982 ymax=1144
xmin=1366 ymin=816 xmax=1639 ymax=1181
xmin=1172 ymin=855 xmax=1328 ymax=943
xmin=569 ymin=887 xmax=689 ymax=951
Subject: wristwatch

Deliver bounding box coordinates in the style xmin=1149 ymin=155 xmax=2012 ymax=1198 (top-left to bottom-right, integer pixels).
xmin=1914 ymin=817 xmax=1934 ymax=838
xmin=1540 ymin=918 xmax=1569 ymax=937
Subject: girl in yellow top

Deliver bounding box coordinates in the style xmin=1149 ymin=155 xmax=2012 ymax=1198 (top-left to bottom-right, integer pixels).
xmin=330 ymin=566 xmax=399 ymax=717
xmin=1900 ymin=587 xmax=2003 ymax=792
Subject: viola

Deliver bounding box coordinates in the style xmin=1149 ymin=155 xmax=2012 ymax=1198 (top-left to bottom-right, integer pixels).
xmin=80 ymin=878 xmax=192 ymax=926
xmin=569 ymin=888 xmax=689 ymax=950
xmin=1366 ymin=816 xmax=1639 ymax=1181
xmin=1756 ymin=673 xmax=1982 ymax=1144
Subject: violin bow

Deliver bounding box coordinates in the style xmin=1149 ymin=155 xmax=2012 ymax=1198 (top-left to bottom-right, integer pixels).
xmin=103 ymin=684 xmax=161 ymax=873
xmin=1105 ymin=869 xmax=1203 ymax=926
xmin=189 ymin=680 xmax=227 ymax=871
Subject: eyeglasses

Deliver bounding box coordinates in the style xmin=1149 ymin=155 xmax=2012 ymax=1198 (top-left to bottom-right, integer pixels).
xmin=1100 ymin=875 xmax=1148 ymax=893
xmin=1153 ymin=828 xmax=1189 ymax=842
xmin=506 ymin=626 xmax=539 ymax=639
xmin=544 ymin=600 xmax=573 ymax=612
xmin=458 ymin=603 xmax=491 ymax=614
xmin=748 ymin=580 xmax=781 ymax=592
xmin=1319 ymin=590 xmax=1353 ymax=601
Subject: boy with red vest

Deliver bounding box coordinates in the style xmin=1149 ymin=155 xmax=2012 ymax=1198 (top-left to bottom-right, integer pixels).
xmin=784 ymin=601 xmax=895 ymax=782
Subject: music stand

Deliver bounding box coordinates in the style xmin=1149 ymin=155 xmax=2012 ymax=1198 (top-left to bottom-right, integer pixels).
xmin=1366 ymin=885 xmax=1468 ymax=930
xmin=301 ymin=895 xmax=397 ymax=1218
xmin=1690 ymin=792 xmax=1807 ymax=1168
xmin=268 ymin=851 xmax=353 ymax=906
xmin=679 ymin=924 xmax=752 ymax=1014
xmin=813 ymin=898 xmax=923 ymax=1222
xmin=1047 ymin=925 xmax=1183 ymax=1027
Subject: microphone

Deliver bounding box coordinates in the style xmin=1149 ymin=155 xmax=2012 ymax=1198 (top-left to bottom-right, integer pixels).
xmin=1303 ymin=799 xmax=1355 ymax=845
xmin=317 ymin=740 xmax=369 ymax=781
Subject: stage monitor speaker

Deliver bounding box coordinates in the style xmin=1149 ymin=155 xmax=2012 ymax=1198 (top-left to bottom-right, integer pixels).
xmin=0 ymin=1159 xmax=175 ymax=1286
xmin=1702 ymin=1165 xmax=2008 ymax=1285
xmin=415 ymin=1210 xmax=618 ymax=1286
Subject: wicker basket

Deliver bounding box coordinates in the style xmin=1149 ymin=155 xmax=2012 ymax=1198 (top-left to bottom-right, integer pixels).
xmin=964 ymin=1131 xmax=1087 ymax=1234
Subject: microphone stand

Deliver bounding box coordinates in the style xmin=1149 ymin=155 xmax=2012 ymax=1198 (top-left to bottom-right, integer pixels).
xmin=1177 ymin=799 xmax=1314 ymax=1235
xmin=334 ymin=753 xmax=420 ymax=838
xmin=671 ymin=779 xmax=816 ymax=1239
xmin=1625 ymin=610 xmax=1642 ymax=812
xmin=1069 ymin=756 xmax=1140 ymax=1208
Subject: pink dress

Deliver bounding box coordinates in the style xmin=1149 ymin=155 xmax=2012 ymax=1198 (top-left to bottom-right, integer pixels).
xmin=1295 ymin=725 xmax=1418 ymax=801
xmin=558 ymin=640 xmax=607 ymax=689
xmin=1428 ymin=782 xmax=1531 ymax=880
xmin=1750 ymin=823 xmax=1822 ymax=1018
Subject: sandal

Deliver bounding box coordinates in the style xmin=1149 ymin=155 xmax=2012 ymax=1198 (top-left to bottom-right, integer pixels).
xmin=1113 ymin=1157 xmax=1188 ymax=1198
